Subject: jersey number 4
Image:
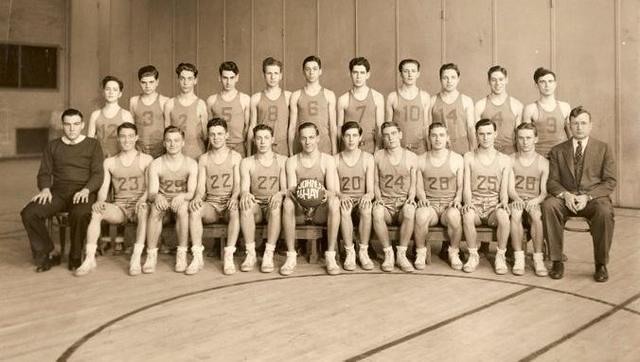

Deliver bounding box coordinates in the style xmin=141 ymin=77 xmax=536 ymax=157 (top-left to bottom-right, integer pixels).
xmin=382 ymin=175 xmax=405 ymax=190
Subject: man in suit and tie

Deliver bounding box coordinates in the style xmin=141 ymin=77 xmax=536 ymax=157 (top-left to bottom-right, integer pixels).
xmin=542 ymin=106 xmax=616 ymax=282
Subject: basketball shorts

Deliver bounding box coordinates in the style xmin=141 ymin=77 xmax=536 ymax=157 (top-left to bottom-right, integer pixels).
xmin=205 ymin=197 xmax=232 ymax=214
xmin=114 ymin=200 xmax=143 ymax=222
xmin=380 ymin=198 xmax=407 ymax=224
xmin=469 ymin=197 xmax=499 ymax=222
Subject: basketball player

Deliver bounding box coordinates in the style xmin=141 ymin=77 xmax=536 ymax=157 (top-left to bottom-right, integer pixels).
xmin=143 ymin=126 xmax=198 ymax=274
xmin=164 ymin=63 xmax=208 ymax=160
xmin=386 ymin=59 xmax=430 ymax=155
xmin=474 ymin=65 xmax=523 ymax=155
xmin=414 ymin=122 xmax=464 ymax=270
xmin=335 ymin=121 xmax=375 ymax=271
xmin=239 ymin=124 xmax=287 ymax=272
xmin=75 ymin=123 xmax=153 ymax=276
xmin=522 ymin=67 xmax=571 ymax=158
xmin=461 ymin=119 xmax=511 ymax=273
xmin=208 ymin=61 xmax=251 ymax=156
xmin=189 ymin=118 xmax=242 ymax=275
xmin=288 ymin=55 xmax=337 ymax=155
xmin=282 ymin=122 xmax=341 ymax=275
xmin=130 ymin=65 xmax=169 ymax=158
xmin=372 ymin=121 xmax=418 ymax=273
xmin=337 ymin=57 xmax=384 ymax=154
xmin=430 ymin=63 xmax=475 ymax=154
xmin=508 ymin=123 xmax=549 ymax=276
xmin=247 ymin=57 xmax=291 ymax=156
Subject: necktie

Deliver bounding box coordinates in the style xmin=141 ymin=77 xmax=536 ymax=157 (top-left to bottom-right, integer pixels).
xmin=575 ymin=140 xmax=583 ymax=188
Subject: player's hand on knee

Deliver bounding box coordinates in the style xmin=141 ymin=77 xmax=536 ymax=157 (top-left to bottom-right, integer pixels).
xmin=32 ymin=188 xmax=52 ymax=205
xmin=228 ymin=197 xmax=239 ymax=211
xmin=240 ymin=192 xmax=255 ymax=211
xmin=450 ymin=199 xmax=462 ymax=210
xmin=188 ymin=198 xmax=202 ymax=213
xmin=360 ymin=194 xmax=373 ymax=210
xmin=340 ymin=197 xmax=352 ymax=213
xmin=72 ymin=188 xmax=90 ymax=204
xmin=511 ymin=200 xmax=524 ymax=211
xmin=135 ymin=200 xmax=147 ymax=214
xmin=268 ymin=192 xmax=284 ymax=210
xmin=154 ymin=195 xmax=169 ymax=211
xmin=405 ymin=198 xmax=417 ymax=207
xmin=92 ymin=201 xmax=106 ymax=213
xmin=497 ymin=202 xmax=511 ymax=215
xmin=417 ymin=198 xmax=430 ymax=208
xmin=461 ymin=204 xmax=474 ymax=214
xmin=170 ymin=195 xmax=186 ymax=213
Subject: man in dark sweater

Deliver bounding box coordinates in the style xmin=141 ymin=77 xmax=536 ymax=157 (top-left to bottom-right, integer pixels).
xmin=21 ymin=108 xmax=104 ymax=272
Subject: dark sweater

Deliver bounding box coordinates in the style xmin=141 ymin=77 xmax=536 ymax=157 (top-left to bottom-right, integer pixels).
xmin=37 ymin=137 xmax=104 ymax=193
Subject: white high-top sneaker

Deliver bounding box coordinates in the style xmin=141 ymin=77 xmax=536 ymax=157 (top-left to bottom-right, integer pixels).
xmin=396 ymin=246 xmax=414 ymax=273
xmin=223 ymin=246 xmax=236 ymax=275
xmin=280 ymin=251 xmax=297 ymax=276
xmin=240 ymin=242 xmax=257 ymax=272
xmin=175 ymin=246 xmax=188 ymax=273
xmin=185 ymin=245 xmax=204 ymax=275
xmin=75 ymin=244 xmax=97 ymax=277
xmin=358 ymin=243 xmax=374 ymax=270
xmin=533 ymin=252 xmax=548 ymax=277
xmin=414 ymin=247 xmax=427 ymax=270
xmin=448 ymin=247 xmax=463 ymax=271
xmin=512 ymin=250 xmax=525 ymax=276
xmin=129 ymin=243 xmax=145 ymax=276
xmin=494 ymin=248 xmax=508 ymax=275
xmin=142 ymin=248 xmax=158 ymax=274
xmin=381 ymin=246 xmax=395 ymax=272
xmin=325 ymin=251 xmax=341 ymax=275
xmin=343 ymin=245 xmax=356 ymax=271
xmin=261 ymin=244 xmax=276 ymax=273
xmin=463 ymin=248 xmax=479 ymax=273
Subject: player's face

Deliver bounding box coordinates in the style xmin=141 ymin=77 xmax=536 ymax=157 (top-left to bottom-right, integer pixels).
xmin=263 ymin=65 xmax=281 ymax=88
xmin=208 ymin=125 xmax=228 ymax=149
xmin=139 ymin=76 xmax=158 ymax=95
xmin=476 ymin=125 xmax=496 ymax=149
xmin=178 ymin=70 xmax=197 ymax=94
xmin=220 ymin=70 xmax=238 ymax=91
xmin=516 ymin=129 xmax=537 ymax=153
xmin=569 ymin=113 xmax=592 ymax=140
xmin=489 ymin=71 xmax=508 ymax=95
xmin=342 ymin=128 xmax=362 ymax=151
xmin=164 ymin=131 xmax=184 ymax=155
xmin=440 ymin=69 xmax=459 ymax=92
xmin=254 ymin=130 xmax=274 ymax=153
xmin=299 ymin=127 xmax=319 ymax=153
xmin=303 ymin=61 xmax=322 ymax=83
xmin=117 ymin=128 xmax=138 ymax=152
xmin=61 ymin=115 xmax=84 ymax=141
xmin=536 ymin=74 xmax=556 ymax=96
xmin=103 ymin=81 xmax=122 ymax=103
xmin=350 ymin=65 xmax=369 ymax=88
xmin=382 ymin=126 xmax=402 ymax=149
xmin=429 ymin=126 xmax=449 ymax=151
xmin=400 ymin=63 xmax=419 ymax=85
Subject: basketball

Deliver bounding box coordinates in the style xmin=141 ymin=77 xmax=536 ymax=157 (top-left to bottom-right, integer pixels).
xmin=295 ymin=178 xmax=325 ymax=208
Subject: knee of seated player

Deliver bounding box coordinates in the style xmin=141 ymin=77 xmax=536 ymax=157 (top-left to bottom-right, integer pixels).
xmin=495 ymin=208 xmax=510 ymax=226
xmin=358 ymin=204 xmax=372 ymax=220
xmin=149 ymin=206 xmax=164 ymax=220
xmin=415 ymin=207 xmax=430 ymax=224
xmin=227 ymin=207 xmax=240 ymax=221
xmin=175 ymin=204 xmax=189 ymax=219
xmin=462 ymin=208 xmax=477 ymax=224
xmin=401 ymin=203 xmax=416 ymax=220
xmin=372 ymin=204 xmax=386 ymax=221
xmin=510 ymin=209 xmax=524 ymax=223
xmin=136 ymin=204 xmax=149 ymax=219
xmin=90 ymin=210 xmax=104 ymax=222
xmin=327 ymin=195 xmax=340 ymax=212
xmin=283 ymin=197 xmax=295 ymax=215
xmin=444 ymin=208 xmax=461 ymax=227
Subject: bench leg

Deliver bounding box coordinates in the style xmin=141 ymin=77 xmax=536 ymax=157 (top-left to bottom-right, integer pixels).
xmin=308 ymin=238 xmax=319 ymax=264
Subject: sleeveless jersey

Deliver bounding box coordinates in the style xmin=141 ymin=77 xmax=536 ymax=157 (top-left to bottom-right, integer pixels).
xmin=257 ymin=91 xmax=289 ymax=156
xmin=535 ymin=101 xmax=567 ymax=158
xmin=159 ymin=156 xmax=190 ymax=199
xmin=470 ymin=151 xmax=503 ymax=201
xmin=295 ymin=153 xmax=325 ymax=185
xmin=170 ymin=98 xmax=206 ymax=160
xmin=377 ymin=149 xmax=411 ymax=200
xmin=95 ymin=108 xmax=125 ymax=157
xmin=344 ymin=89 xmax=377 ymax=153
xmin=111 ymin=153 xmax=146 ymax=208
xmin=296 ymin=88 xmax=331 ymax=154
xmin=204 ymin=151 xmax=234 ymax=203
xmin=512 ymin=154 xmax=542 ymax=199
xmin=393 ymin=90 xmax=426 ymax=154
xmin=421 ymin=151 xmax=456 ymax=203
xmin=250 ymin=155 xmax=283 ymax=202
xmin=337 ymin=152 xmax=366 ymax=198
xmin=481 ymin=96 xmax=517 ymax=155
xmin=133 ymin=95 xmax=165 ymax=158
xmin=431 ymin=94 xmax=470 ymax=155
xmin=210 ymin=93 xmax=246 ymax=155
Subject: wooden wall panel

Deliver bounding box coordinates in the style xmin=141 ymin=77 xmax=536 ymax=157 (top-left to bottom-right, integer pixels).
xmin=97 ymin=0 xmax=111 ymax=83
xmin=252 ymin=0 xmax=285 ymax=94
xmin=148 ymin=0 xmax=174 ymax=97
xmin=225 ymin=0 xmax=253 ymax=95
xmin=108 ymin=0 xmax=132 ymax=103
xmin=196 ymin=0 xmax=224 ymax=98
xmin=318 ymin=0 xmax=355 ymax=95
xmin=6 ymin=0 xmax=66 ymax=45
xmin=496 ymin=0 xmax=550 ymax=104
xmin=129 ymin=0 xmax=150 ymax=103
xmin=174 ymin=0 xmax=198 ymax=66
xmin=398 ymin=0 xmax=442 ymax=94
xmin=443 ymin=0 xmax=492 ymax=101
xmin=70 ymin=0 xmax=101 ymax=117
xmin=357 ymin=0 xmax=396 ymax=96
xmin=283 ymin=0 xmax=317 ymax=91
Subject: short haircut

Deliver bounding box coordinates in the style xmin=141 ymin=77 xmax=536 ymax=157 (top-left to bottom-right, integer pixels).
xmin=163 ymin=125 xmax=184 ymax=138
xmin=302 ymin=55 xmax=322 ymax=69
xmin=475 ymin=118 xmax=497 ymax=132
xmin=175 ymin=63 xmax=198 ymax=77
xmin=341 ymin=121 xmax=363 ymax=136
xmin=102 ymin=75 xmax=124 ymax=91
xmin=381 ymin=121 xmax=401 ymax=132
xmin=487 ymin=65 xmax=508 ymax=80
xmin=207 ymin=117 xmax=228 ymax=131
xmin=138 ymin=65 xmax=159 ymax=80
xmin=398 ymin=58 xmax=420 ymax=72
xmin=117 ymin=122 xmax=138 ymax=135
xmin=569 ymin=106 xmax=591 ymax=121
xmin=253 ymin=123 xmax=274 ymax=137
xmin=219 ymin=61 xmax=239 ymax=75
xmin=516 ymin=122 xmax=537 ymax=136
xmin=439 ymin=63 xmax=460 ymax=78
xmin=298 ymin=121 xmax=319 ymax=135
xmin=262 ymin=57 xmax=283 ymax=73
xmin=533 ymin=67 xmax=555 ymax=82
xmin=428 ymin=121 xmax=448 ymax=134
xmin=61 ymin=108 xmax=83 ymax=122
xmin=349 ymin=57 xmax=370 ymax=72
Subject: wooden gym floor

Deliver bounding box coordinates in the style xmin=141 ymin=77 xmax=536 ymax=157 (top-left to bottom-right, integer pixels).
xmin=0 ymin=159 xmax=638 ymax=361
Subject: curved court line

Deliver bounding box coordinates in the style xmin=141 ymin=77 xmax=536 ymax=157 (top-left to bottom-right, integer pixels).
xmin=57 ymin=272 xmax=640 ymax=361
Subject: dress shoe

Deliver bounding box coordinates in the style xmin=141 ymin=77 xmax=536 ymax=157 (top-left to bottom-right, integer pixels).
xmin=35 ymin=254 xmax=61 ymax=273
xmin=549 ymin=261 xmax=564 ymax=280
xmin=594 ymin=264 xmax=608 ymax=283
xmin=68 ymin=258 xmax=82 ymax=271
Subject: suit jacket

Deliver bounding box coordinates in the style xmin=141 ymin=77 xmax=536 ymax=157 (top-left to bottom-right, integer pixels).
xmin=547 ymin=137 xmax=616 ymax=199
